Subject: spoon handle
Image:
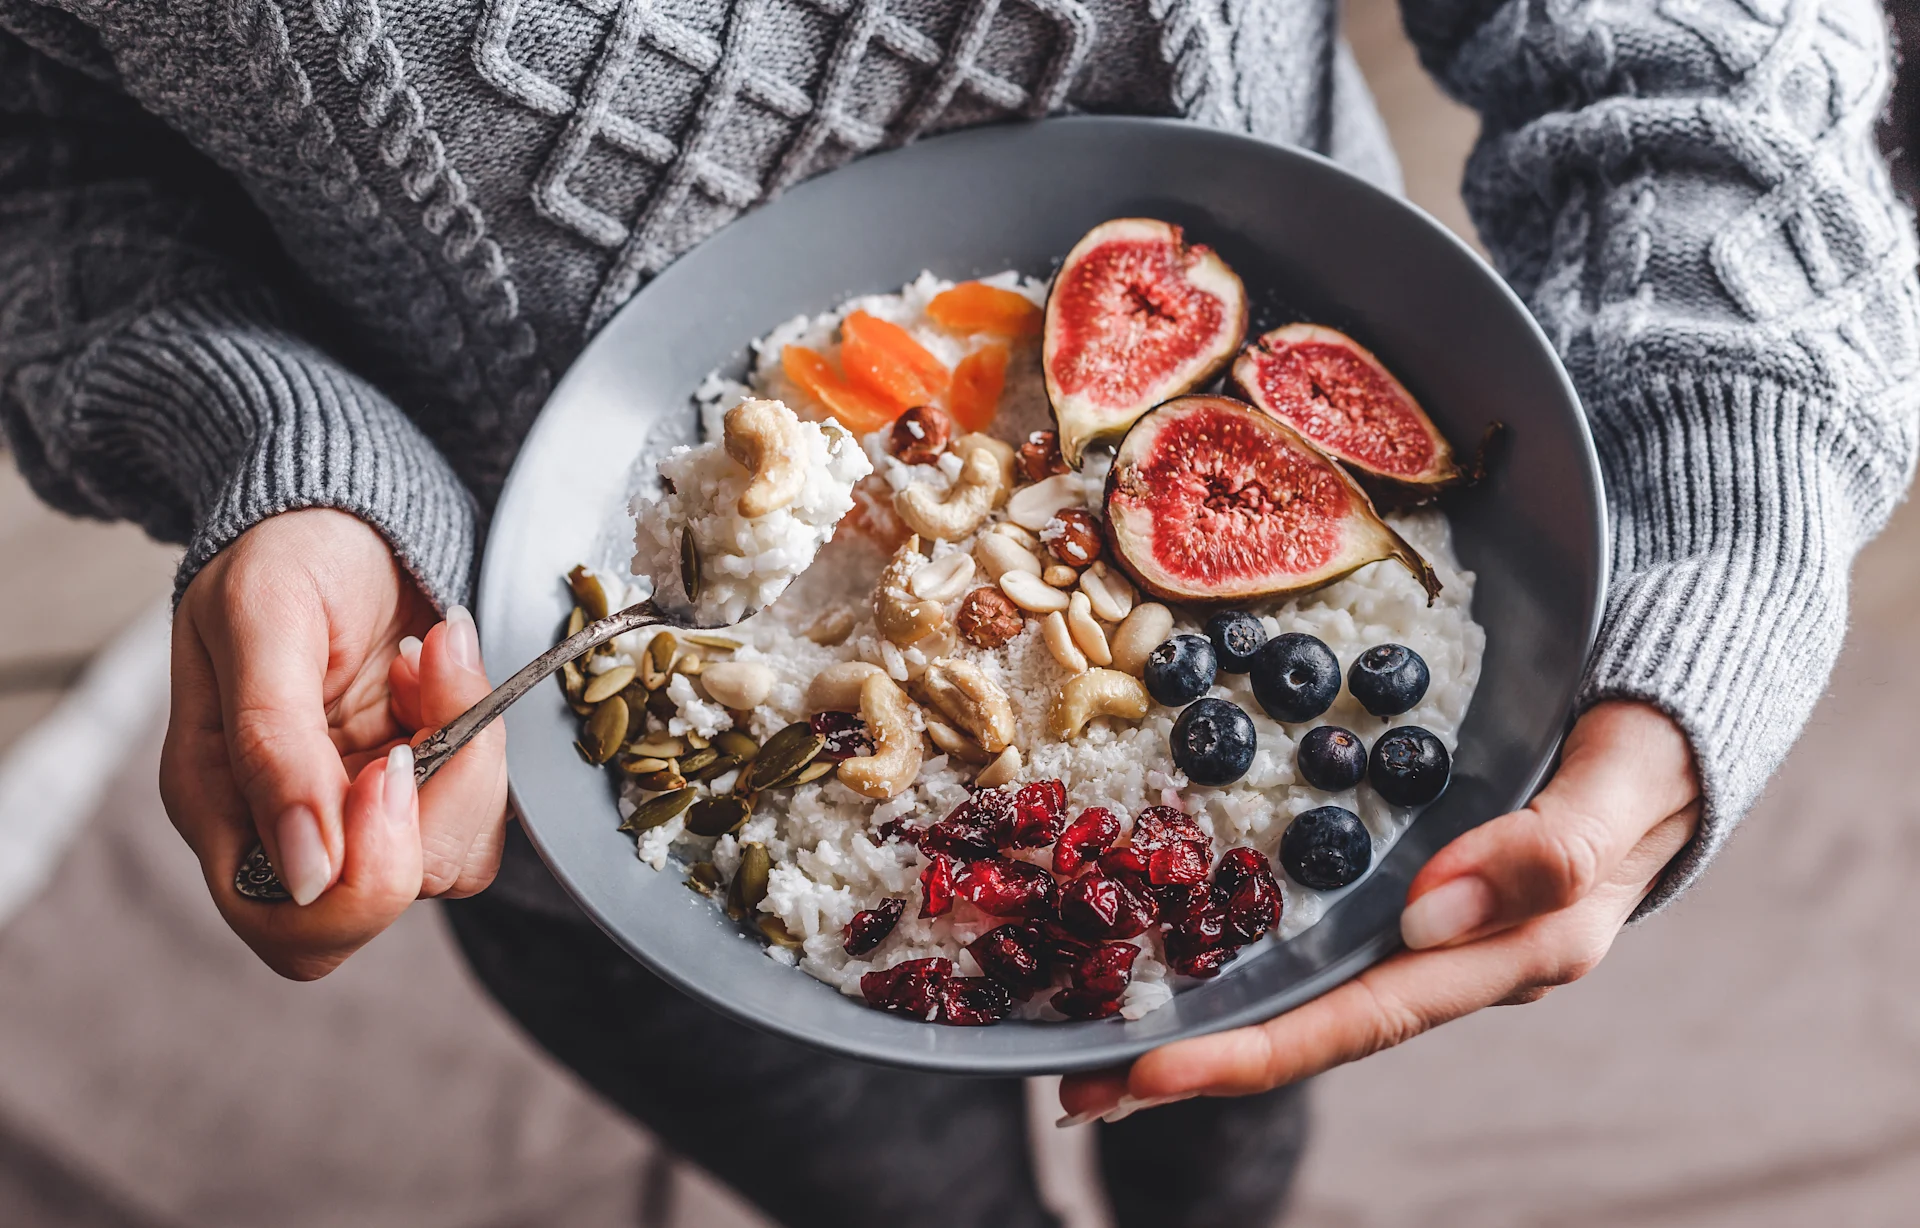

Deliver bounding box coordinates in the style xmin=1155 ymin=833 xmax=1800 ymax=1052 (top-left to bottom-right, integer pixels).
xmin=232 ymin=600 xmax=669 ymax=902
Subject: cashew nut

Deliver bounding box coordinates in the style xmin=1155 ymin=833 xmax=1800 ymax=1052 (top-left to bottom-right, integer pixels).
xmin=874 ymin=535 xmax=947 ymax=647
xmin=925 ymin=715 xmax=992 ymax=765
xmin=700 ymin=660 xmax=773 ymax=710
xmin=837 ymin=673 xmax=923 ymax=799
xmin=919 ymin=657 xmax=1015 ymax=753
xmin=723 ymin=398 xmax=805 ymax=518
xmin=953 ymin=433 xmax=1017 ymax=507
xmin=806 ymin=661 xmax=884 ymax=711
xmin=1047 ymin=668 xmax=1151 ymax=741
xmin=894 ymin=443 xmax=1009 ymax=540
xmin=1108 ymin=602 xmax=1173 ymax=676
xmin=974 ymin=745 xmax=1023 ymax=789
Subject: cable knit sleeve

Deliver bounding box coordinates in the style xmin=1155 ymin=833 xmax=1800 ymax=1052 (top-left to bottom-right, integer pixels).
xmin=0 ymin=28 xmax=476 ymax=608
xmin=1399 ymin=0 xmax=1920 ymax=909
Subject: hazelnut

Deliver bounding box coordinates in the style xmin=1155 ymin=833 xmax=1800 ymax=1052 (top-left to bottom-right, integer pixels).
xmin=888 ymin=405 xmax=953 ymax=466
xmin=1042 ymin=507 xmax=1102 ymax=568
xmin=955 ymin=585 xmax=1024 ymax=648
xmin=1016 ymin=430 xmax=1068 ymax=484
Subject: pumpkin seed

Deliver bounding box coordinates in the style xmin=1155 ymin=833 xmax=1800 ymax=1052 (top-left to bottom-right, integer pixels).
xmin=649 ymin=632 xmax=678 ymax=674
xmin=726 ymin=843 xmax=770 ymax=919
xmin=687 ymin=795 xmax=753 ymax=838
xmin=561 ymin=658 xmax=586 ymax=700
xmin=585 ymin=696 xmax=628 ymax=763
xmin=618 ymin=756 xmax=672 ymax=775
xmin=682 ymin=632 xmax=741 ymax=652
xmin=738 ymin=722 xmax=824 ymax=793
xmin=685 ymin=862 xmax=723 ymax=896
xmin=678 ymin=747 xmax=719 ymax=776
xmin=569 ymin=698 xmax=595 ymax=717
xmin=629 ymin=736 xmax=686 ymax=759
xmin=620 ymin=787 xmax=696 ymax=834
xmin=790 ymin=759 xmax=835 ymax=786
xmin=566 ymin=605 xmax=586 ymax=638
xmin=714 ymin=731 xmax=760 ymax=762
xmin=685 ymin=731 xmax=710 ymax=750
xmin=572 ymin=739 xmax=594 ymax=764
xmin=756 ymin=916 xmax=804 ymax=950
xmin=633 ymin=767 xmax=686 ymax=792
xmin=680 ymin=528 xmax=701 ymax=605
xmin=684 ymin=752 xmax=743 ymax=784
xmin=638 ymin=655 xmax=666 ymax=691
xmin=567 ymin=565 xmax=610 ymax=621
xmin=645 ymin=686 xmax=678 ymax=721
xmin=582 ymin=664 xmax=636 ymax=704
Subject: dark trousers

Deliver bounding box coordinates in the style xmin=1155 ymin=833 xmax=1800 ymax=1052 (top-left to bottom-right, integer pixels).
xmin=447 ymin=891 xmax=1309 ymax=1228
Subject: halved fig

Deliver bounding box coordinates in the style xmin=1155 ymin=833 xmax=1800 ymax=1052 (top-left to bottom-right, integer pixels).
xmin=1103 ymin=395 xmax=1440 ymax=606
xmin=1231 ymin=324 xmax=1463 ymax=502
xmin=1043 ymin=218 xmax=1247 ymax=467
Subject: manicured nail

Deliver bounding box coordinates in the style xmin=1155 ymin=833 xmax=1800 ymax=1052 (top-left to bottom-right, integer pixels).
xmin=446 ymin=605 xmax=480 ymax=672
xmin=384 ymin=744 xmax=416 ymax=826
xmin=1101 ymin=1093 xmax=1190 ymax=1124
xmin=397 ymin=635 xmax=423 ymax=667
xmin=1401 ymin=875 xmax=1495 ymax=949
xmin=1055 ymin=1108 xmax=1105 ymax=1129
xmin=274 ymin=804 xmax=332 ymax=906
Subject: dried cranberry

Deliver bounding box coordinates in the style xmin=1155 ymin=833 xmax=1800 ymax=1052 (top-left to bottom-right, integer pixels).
xmin=875 ymin=818 xmax=922 ymax=846
xmin=1213 ymin=846 xmax=1274 ymax=892
xmin=956 ymin=857 xmax=1058 ymax=919
xmin=1070 ymin=942 xmax=1139 ymax=998
xmin=1223 ymin=875 xmax=1282 ymax=945
xmin=1041 ymin=921 xmax=1097 ymax=967
xmin=810 ymin=711 xmax=874 ymax=760
xmin=1058 ymin=872 xmax=1157 ymax=940
xmin=919 ymin=853 xmax=955 ymax=918
xmin=923 ymin=789 xmax=1013 ymax=860
xmin=940 ymin=976 xmax=1014 ymax=1026
xmin=1147 ymin=840 xmax=1212 ymax=886
xmin=1051 ymin=987 xmax=1124 ymax=1019
xmin=1130 ymin=806 xmax=1211 ymax=853
xmin=1167 ymin=944 xmax=1240 ymax=979
xmin=1052 ymin=807 xmax=1120 ymax=877
xmin=861 ymin=957 xmax=953 ymax=1018
xmin=1004 ymin=779 xmax=1068 ymax=848
xmin=1163 ymin=907 xmax=1228 ymax=964
xmin=968 ymin=923 xmax=1053 ymax=997
xmin=843 ymin=897 xmax=905 ymax=956
xmin=1153 ymin=882 xmax=1222 ymax=927
xmin=1098 ymin=847 xmax=1152 ymax=884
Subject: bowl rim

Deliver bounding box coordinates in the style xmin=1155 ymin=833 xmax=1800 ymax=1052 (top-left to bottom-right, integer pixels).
xmin=478 ymin=114 xmax=1609 ymax=1074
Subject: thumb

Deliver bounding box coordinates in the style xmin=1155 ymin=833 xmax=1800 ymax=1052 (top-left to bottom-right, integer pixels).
xmin=1400 ymin=702 xmax=1696 ymax=950
xmin=210 ymin=590 xmax=350 ymax=906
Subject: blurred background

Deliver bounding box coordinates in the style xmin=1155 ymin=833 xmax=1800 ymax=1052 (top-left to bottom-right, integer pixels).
xmin=3 ymin=2 xmax=1918 ymax=1225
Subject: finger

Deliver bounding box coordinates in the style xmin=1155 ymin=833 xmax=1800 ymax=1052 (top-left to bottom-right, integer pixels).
xmin=1400 ymin=702 xmax=1697 ymax=949
xmin=238 ymin=744 xmax=425 ymax=980
xmin=161 ymin=612 xmax=258 ymax=904
xmin=203 ymin=584 xmax=351 ymax=906
xmin=388 ymin=634 xmax=424 ymax=731
xmin=413 ymin=606 xmax=508 ymax=897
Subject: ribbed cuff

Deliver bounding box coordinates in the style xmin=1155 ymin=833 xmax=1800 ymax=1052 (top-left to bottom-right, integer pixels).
xmin=61 ymin=293 xmax=476 ymax=609
xmin=1578 ymin=369 xmax=1913 ymax=915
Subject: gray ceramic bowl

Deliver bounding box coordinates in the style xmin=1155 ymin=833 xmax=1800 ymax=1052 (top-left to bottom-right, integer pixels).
xmin=477 ymin=116 xmax=1607 ymax=1075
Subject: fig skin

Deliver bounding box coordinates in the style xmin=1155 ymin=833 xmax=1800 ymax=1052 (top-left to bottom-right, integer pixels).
xmin=1230 ymin=323 xmax=1490 ymax=508
xmin=1044 ymin=218 xmax=1248 ymax=468
xmin=1101 ymin=394 xmax=1441 ymax=607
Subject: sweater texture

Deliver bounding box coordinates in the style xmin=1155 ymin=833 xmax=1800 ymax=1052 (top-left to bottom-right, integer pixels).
xmin=1 ymin=0 xmax=1915 ymax=914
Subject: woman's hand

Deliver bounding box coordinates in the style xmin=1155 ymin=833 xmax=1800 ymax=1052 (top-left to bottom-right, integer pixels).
xmin=160 ymin=509 xmax=508 ymax=980
xmin=1059 ymin=700 xmax=1700 ymax=1123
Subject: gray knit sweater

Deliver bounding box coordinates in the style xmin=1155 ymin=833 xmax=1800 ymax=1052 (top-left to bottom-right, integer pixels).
xmin=2 ymin=0 xmax=1915 ymax=913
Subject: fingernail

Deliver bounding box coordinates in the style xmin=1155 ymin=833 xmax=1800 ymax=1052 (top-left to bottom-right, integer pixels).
xmin=397 ymin=635 xmax=423 ymax=667
xmin=1401 ymin=875 xmax=1495 ymax=949
xmin=384 ymin=744 xmax=416 ymax=826
xmin=1056 ymin=1108 xmax=1104 ymax=1129
xmin=446 ymin=606 xmax=480 ymax=672
xmin=1100 ymin=1093 xmax=1188 ymax=1124
xmin=273 ymin=805 xmax=332 ymax=906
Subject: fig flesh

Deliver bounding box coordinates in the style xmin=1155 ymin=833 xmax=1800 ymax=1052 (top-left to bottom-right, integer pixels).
xmin=1103 ymin=395 xmax=1440 ymax=606
xmin=1231 ymin=323 xmax=1463 ymax=503
xmin=1043 ymin=218 xmax=1247 ymax=467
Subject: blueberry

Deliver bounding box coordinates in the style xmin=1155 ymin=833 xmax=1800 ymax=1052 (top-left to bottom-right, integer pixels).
xmin=1204 ymin=611 xmax=1268 ymax=674
xmin=1279 ymin=806 xmax=1372 ymax=890
xmin=1368 ymin=726 xmax=1451 ymax=806
xmin=1170 ymin=698 xmax=1258 ymax=786
xmin=1249 ymin=633 xmax=1340 ymax=723
xmin=1296 ymin=726 xmax=1366 ymax=791
xmin=1144 ymin=635 xmax=1218 ymax=706
xmin=1348 ymin=644 xmax=1430 ymax=717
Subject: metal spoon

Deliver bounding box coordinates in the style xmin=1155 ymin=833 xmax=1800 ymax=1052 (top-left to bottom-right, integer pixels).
xmin=233 ymin=586 xmax=745 ymax=902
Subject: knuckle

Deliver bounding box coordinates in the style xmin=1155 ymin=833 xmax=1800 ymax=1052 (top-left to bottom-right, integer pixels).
xmin=1527 ymin=800 xmax=1608 ymax=911
xmin=1352 ymin=977 xmax=1432 ymax=1055
xmin=225 ymin=708 xmax=304 ymax=791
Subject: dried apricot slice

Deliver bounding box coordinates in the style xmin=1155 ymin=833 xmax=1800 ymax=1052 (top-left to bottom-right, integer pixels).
xmin=949 ymin=342 xmax=1009 ymax=432
xmin=780 ymin=345 xmax=897 ymax=435
xmin=928 ymin=282 xmax=1043 ymax=338
xmin=840 ymin=311 xmax=949 ymax=410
